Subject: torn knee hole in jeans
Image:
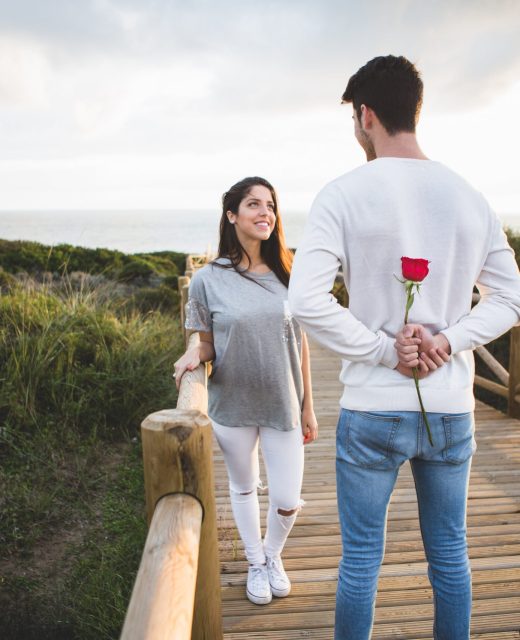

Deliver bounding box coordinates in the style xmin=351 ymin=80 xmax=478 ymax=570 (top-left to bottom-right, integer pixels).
xmin=275 ymin=498 xmax=305 ymax=522
xmin=230 ymin=479 xmax=267 ymax=497
xmin=230 ymin=487 xmax=255 ymax=497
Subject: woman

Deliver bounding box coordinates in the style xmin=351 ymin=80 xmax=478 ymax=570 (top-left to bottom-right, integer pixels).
xmin=174 ymin=176 xmax=318 ymax=605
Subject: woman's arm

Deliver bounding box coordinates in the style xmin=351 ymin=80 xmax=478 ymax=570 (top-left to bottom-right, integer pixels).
xmin=301 ymin=332 xmax=318 ymax=444
xmin=173 ymin=331 xmax=216 ymax=390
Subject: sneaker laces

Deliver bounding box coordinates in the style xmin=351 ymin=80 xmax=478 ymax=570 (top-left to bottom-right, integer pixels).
xmin=249 ymin=564 xmax=268 ymax=590
xmin=267 ymin=556 xmax=286 ymax=579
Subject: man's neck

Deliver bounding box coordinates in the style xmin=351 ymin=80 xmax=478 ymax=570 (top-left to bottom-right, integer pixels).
xmin=373 ymin=132 xmax=428 ymax=160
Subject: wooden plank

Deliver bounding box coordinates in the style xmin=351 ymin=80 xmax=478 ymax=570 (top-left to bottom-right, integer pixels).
xmin=222 ymin=581 xmax=520 ymax=616
xmin=219 ymin=535 xmax=520 ymax=562
xmin=221 ymin=568 xmax=520 ymax=601
xmin=223 ymin=597 xmax=520 ymax=632
xmin=223 ymin=613 xmax=520 ymax=638
xmin=220 ymin=556 xmax=520 ymax=588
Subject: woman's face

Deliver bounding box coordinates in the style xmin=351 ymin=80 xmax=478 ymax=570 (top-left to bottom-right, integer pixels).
xmin=227 ymin=185 xmax=276 ymax=244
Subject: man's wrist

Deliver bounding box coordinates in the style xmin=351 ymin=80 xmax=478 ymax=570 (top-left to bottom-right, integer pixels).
xmin=435 ymin=332 xmax=452 ymax=355
xmin=380 ymin=332 xmax=400 ymax=369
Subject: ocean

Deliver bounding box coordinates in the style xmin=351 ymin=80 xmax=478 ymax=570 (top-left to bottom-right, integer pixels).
xmin=0 ymin=209 xmax=307 ymax=254
xmin=1 ymin=209 xmax=519 ymax=255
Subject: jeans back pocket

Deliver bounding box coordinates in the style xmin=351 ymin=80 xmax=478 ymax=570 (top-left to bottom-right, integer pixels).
xmin=342 ymin=410 xmax=402 ymax=469
xmin=442 ymin=413 xmax=476 ymax=464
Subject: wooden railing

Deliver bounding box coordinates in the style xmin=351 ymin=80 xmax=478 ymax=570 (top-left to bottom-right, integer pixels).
xmin=470 ymin=292 xmax=520 ymax=419
xmin=121 ymin=255 xmax=221 ymax=640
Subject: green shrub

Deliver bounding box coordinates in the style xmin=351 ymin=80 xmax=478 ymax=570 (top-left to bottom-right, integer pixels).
xmin=0 ymin=286 xmax=182 ymax=561
xmin=0 ymin=279 xmax=185 ymax=637
xmin=162 ymin=274 xmax=179 ymax=289
xmin=137 ymin=250 xmax=186 ymax=275
xmin=0 ymin=240 xmax=126 ymax=276
xmin=0 ymin=239 xmax=187 ymax=281
xmin=116 ymin=258 xmax=155 ymax=282
xmin=131 ymin=254 xmax=179 ymax=277
xmin=0 ymin=267 xmax=17 ymax=291
xmin=0 ymin=286 xmax=181 ymax=441
xmin=127 ymin=285 xmax=180 ymax=314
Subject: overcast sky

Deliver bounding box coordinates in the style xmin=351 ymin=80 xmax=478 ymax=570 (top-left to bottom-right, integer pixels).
xmin=0 ymin=0 xmax=519 ymax=213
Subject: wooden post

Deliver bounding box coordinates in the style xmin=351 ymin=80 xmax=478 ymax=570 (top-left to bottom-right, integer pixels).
xmin=141 ymin=404 xmax=222 ymax=639
xmin=178 ymin=275 xmax=190 ymax=292
xmin=120 ymin=494 xmax=202 ymax=640
xmin=178 ymin=276 xmax=190 ymax=344
xmin=508 ymin=326 xmax=520 ymax=419
xmin=181 ymin=284 xmax=190 ymax=344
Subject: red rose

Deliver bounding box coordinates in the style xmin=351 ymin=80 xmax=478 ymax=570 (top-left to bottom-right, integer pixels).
xmin=397 ymin=255 xmax=433 ymax=445
xmin=401 ymin=257 xmax=429 ymax=282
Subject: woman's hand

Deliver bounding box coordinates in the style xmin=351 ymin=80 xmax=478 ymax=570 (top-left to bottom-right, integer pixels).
xmin=173 ymin=347 xmax=201 ymax=390
xmin=173 ymin=332 xmax=215 ymax=390
xmin=302 ymin=405 xmax=318 ymax=445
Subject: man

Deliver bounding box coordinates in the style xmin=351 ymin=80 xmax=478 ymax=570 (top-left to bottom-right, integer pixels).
xmin=288 ymin=55 xmax=520 ymax=640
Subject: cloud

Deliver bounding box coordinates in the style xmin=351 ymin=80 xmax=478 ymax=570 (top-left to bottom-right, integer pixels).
xmin=0 ymin=35 xmax=51 ymax=107
xmin=1 ymin=0 xmax=519 ymax=116
xmin=0 ymin=0 xmax=519 ymax=211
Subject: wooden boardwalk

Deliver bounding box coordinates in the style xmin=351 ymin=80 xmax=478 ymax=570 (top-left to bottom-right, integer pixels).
xmin=216 ymin=342 xmax=520 ymax=639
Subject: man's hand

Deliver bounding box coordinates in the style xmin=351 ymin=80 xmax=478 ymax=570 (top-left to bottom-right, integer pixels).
xmin=394 ymin=324 xmax=422 ymax=367
xmin=396 ymin=361 xmax=430 ymax=379
xmin=395 ymin=324 xmax=451 ymax=372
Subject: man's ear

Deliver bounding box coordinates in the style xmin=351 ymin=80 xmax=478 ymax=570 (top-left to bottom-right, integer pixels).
xmin=360 ymin=104 xmax=374 ymax=130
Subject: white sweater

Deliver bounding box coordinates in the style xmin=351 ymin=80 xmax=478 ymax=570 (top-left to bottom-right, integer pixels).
xmin=288 ymin=158 xmax=520 ymax=413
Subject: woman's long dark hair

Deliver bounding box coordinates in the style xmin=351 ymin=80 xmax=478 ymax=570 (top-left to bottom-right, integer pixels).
xmin=214 ymin=176 xmax=293 ymax=287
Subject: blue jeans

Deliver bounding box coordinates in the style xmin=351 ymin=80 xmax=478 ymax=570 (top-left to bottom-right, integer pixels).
xmin=335 ymin=409 xmax=476 ymax=640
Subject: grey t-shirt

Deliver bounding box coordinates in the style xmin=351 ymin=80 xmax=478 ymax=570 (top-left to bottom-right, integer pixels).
xmin=185 ymin=259 xmax=304 ymax=430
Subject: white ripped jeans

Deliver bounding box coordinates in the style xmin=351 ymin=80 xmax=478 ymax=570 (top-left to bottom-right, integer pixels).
xmin=212 ymin=421 xmax=304 ymax=566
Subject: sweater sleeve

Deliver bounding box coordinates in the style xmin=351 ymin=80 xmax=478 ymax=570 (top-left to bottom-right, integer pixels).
xmin=288 ymin=187 xmax=399 ymax=369
xmin=441 ymin=216 xmax=520 ymax=353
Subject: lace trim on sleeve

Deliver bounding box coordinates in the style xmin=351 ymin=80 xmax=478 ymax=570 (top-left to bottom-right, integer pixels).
xmin=185 ymin=298 xmax=212 ymax=332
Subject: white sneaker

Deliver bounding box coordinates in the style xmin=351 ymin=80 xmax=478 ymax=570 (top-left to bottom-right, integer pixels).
xmin=246 ymin=564 xmax=272 ymax=605
xmin=266 ymin=555 xmax=291 ymax=597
